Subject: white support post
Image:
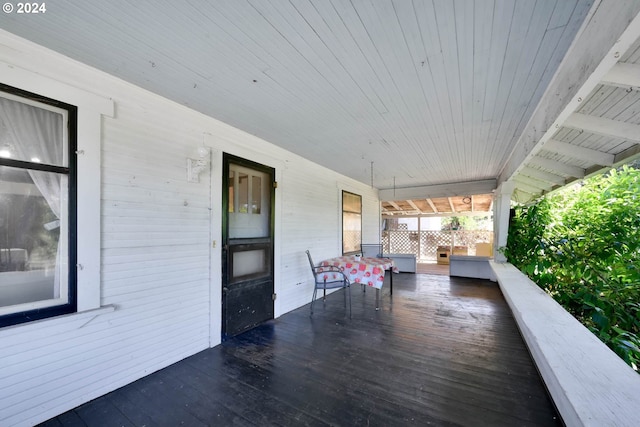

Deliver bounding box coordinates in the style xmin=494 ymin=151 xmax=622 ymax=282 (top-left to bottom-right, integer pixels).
xmin=493 ymin=182 xmax=515 ymax=262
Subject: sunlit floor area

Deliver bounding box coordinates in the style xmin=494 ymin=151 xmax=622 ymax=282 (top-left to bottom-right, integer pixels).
xmin=417 ymin=262 xmax=450 ymax=275
xmin=40 ymin=273 xmax=560 ymax=426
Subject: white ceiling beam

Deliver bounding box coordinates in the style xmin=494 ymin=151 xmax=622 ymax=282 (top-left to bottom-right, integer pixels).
xmin=381 ymin=210 xmax=487 ymax=219
xmin=378 ymin=179 xmax=496 ymax=201
xmin=426 ymin=199 xmax=438 ymax=213
xmin=515 ymin=175 xmax=553 ymax=192
xmin=499 ymin=5 xmax=640 ymax=185
xmin=564 ymin=113 xmax=640 ymax=143
xmin=388 ymin=201 xmax=401 ymax=210
xmin=520 ymin=166 xmax=566 ymax=186
xmin=544 ymin=139 xmax=615 ymax=166
xmin=601 ymin=62 xmax=640 ymax=89
xmin=407 ymin=200 xmax=421 ymax=213
xmin=527 ymin=157 xmax=585 ymax=178
xmin=512 ymin=178 xmax=545 ymax=195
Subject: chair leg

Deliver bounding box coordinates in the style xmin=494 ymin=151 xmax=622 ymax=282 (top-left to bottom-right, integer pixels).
xmin=310 ymin=286 xmax=318 ymax=315
xmin=343 ymin=282 xmax=347 ymax=308
xmin=347 ymin=283 xmax=352 ymax=319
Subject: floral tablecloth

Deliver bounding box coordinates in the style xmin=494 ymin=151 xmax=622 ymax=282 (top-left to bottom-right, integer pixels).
xmin=318 ymin=256 xmax=398 ymax=289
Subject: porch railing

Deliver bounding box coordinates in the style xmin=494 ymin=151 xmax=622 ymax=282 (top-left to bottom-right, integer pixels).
xmin=381 ymin=230 xmax=493 ymax=261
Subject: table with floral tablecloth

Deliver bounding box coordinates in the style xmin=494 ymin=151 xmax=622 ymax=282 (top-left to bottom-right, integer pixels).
xmin=318 ymin=255 xmax=398 ymax=303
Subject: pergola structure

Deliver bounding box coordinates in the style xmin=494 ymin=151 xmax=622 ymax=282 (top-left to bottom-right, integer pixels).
xmin=381 ymin=193 xmax=494 ymax=217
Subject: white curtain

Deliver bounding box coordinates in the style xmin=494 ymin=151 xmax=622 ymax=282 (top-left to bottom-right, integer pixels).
xmin=0 ymin=96 xmax=65 ymax=297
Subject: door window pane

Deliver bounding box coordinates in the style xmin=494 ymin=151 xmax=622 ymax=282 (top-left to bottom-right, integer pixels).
xmin=232 ymin=249 xmax=266 ymax=278
xmin=228 ymin=164 xmax=270 ymax=238
xmin=251 ymin=176 xmax=261 ymax=214
xmin=228 ymin=170 xmax=235 ymax=213
xmin=238 ymin=173 xmax=249 ymax=213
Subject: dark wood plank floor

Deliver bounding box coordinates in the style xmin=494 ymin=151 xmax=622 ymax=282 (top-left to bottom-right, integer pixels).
xmin=40 ymin=274 xmax=561 ymax=427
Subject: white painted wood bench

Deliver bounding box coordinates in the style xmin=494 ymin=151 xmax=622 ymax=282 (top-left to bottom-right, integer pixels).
xmin=449 ymin=255 xmax=495 ymax=280
xmin=490 ymin=261 xmax=640 ymax=427
xmin=381 ymin=253 xmax=416 ymax=273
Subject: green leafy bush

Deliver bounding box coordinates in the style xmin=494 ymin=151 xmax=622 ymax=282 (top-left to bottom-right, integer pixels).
xmin=505 ymin=165 xmax=640 ymax=371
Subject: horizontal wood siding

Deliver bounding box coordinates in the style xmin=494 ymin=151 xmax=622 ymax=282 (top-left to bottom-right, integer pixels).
xmin=276 ymin=160 xmax=380 ymax=313
xmin=0 ymin=33 xmax=380 ymax=426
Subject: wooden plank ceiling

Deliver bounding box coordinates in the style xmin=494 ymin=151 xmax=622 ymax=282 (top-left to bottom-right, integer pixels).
xmin=506 ymin=29 xmax=640 ymax=203
xmin=382 ymin=194 xmax=494 ymax=217
xmin=1 ymin=1 xmax=639 ymax=204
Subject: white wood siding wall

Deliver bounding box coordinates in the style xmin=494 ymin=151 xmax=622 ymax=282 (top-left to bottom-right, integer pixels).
xmin=0 ymin=31 xmax=380 ymax=427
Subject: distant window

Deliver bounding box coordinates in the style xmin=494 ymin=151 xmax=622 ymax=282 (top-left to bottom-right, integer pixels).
xmin=342 ymin=191 xmax=361 ymax=254
xmin=0 ymin=84 xmax=77 ymax=327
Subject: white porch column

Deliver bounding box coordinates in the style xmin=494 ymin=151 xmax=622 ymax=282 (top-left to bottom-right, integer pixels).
xmin=493 ymin=182 xmax=515 ymax=262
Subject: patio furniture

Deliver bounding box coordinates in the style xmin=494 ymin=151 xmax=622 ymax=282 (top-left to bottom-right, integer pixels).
xmin=319 ymin=255 xmax=397 ymax=309
xmin=356 ymin=245 xmax=383 ymax=293
xmin=360 ymin=243 xmax=383 ymax=257
xmin=306 ymin=250 xmax=351 ymax=318
xmin=381 ymin=253 xmax=416 ymax=273
xmin=449 ymin=255 xmax=494 ymax=280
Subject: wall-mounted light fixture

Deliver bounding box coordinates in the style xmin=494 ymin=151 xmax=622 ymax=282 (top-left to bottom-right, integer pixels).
xmin=187 ymin=146 xmax=210 ymax=183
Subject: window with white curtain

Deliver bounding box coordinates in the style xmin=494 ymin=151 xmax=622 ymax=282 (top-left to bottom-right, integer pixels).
xmin=0 ymin=84 xmax=77 ymax=327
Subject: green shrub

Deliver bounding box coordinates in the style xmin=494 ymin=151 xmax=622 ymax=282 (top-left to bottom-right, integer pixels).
xmin=505 ymin=165 xmax=640 ymax=371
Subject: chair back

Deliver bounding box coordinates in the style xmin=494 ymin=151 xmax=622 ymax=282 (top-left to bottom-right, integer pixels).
xmin=306 ymin=250 xmax=351 ymax=318
xmin=305 ymin=250 xmax=316 ymax=272
xmin=361 ymin=244 xmax=383 ymax=258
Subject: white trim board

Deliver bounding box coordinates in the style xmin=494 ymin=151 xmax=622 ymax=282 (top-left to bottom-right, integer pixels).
xmin=490 ymin=261 xmax=640 ymax=427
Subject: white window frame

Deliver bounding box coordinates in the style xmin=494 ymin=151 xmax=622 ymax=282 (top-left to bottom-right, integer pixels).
xmin=0 ymin=90 xmax=72 ymax=317
xmin=342 ymin=190 xmax=362 ymax=255
xmin=0 ymin=60 xmax=113 ymax=325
